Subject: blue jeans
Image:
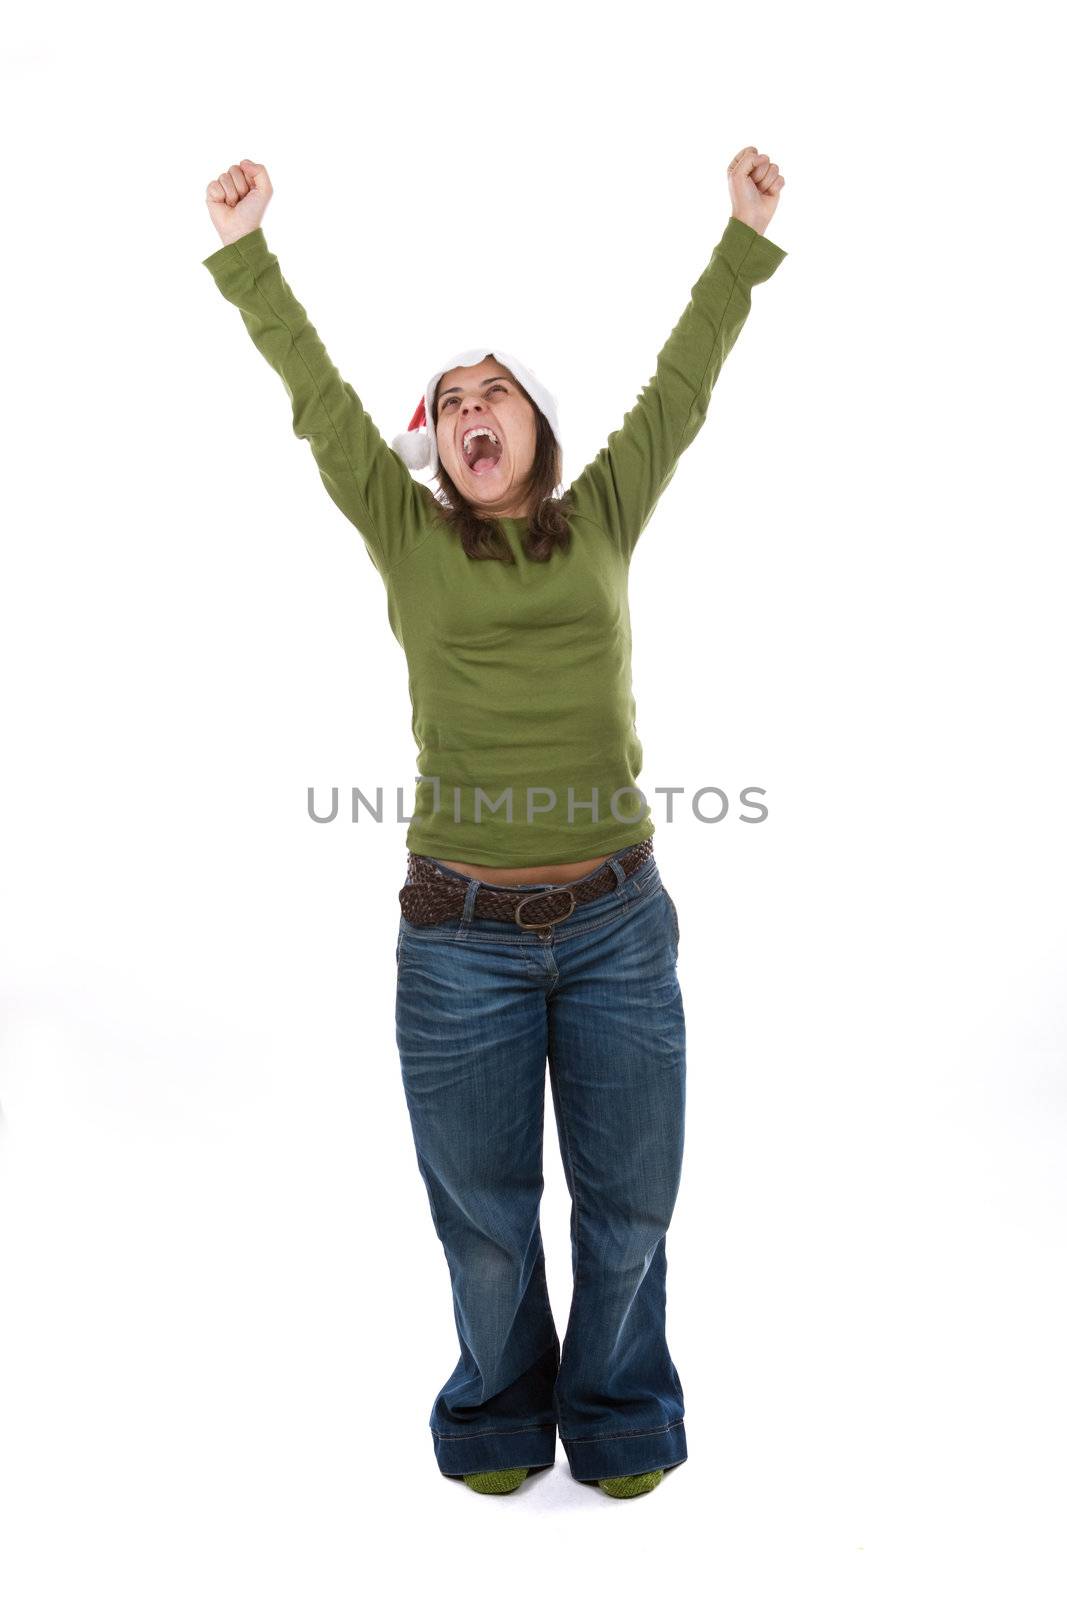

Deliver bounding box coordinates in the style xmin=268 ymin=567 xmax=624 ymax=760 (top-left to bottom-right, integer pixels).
xmin=394 ymin=845 xmax=687 ymax=1482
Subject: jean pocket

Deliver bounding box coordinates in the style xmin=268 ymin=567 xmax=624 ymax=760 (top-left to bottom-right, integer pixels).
xmin=662 ymin=888 xmax=680 ymax=951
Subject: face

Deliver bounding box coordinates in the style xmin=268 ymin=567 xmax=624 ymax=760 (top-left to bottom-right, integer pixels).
xmin=434 ymin=358 xmax=538 ymax=518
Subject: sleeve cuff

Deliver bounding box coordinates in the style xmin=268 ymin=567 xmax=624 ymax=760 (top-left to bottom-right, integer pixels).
xmin=201 ymin=227 xmax=274 ymax=288
xmin=717 ymin=216 xmax=788 ymax=284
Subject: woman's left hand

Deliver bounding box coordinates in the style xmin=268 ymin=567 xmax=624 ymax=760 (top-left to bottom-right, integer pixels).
xmin=727 ymin=148 xmax=785 ymax=235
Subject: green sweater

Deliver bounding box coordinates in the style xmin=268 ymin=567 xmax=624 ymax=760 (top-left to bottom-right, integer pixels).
xmin=202 ymin=218 xmax=787 ymax=866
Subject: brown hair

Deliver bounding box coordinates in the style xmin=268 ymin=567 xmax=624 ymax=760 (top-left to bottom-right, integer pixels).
xmin=430 ymin=365 xmax=575 ymax=563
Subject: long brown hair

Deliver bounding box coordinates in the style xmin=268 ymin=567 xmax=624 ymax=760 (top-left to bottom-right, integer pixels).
xmin=430 ymin=365 xmax=575 ymax=563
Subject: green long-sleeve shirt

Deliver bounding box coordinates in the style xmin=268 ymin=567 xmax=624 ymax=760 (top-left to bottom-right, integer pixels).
xmin=202 ymin=218 xmax=787 ymax=866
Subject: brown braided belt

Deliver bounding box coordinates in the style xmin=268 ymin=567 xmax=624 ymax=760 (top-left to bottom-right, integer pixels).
xmin=398 ymin=838 xmax=656 ymax=929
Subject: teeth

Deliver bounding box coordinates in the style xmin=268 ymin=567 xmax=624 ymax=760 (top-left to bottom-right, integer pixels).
xmin=462 ymin=426 xmax=500 ymax=455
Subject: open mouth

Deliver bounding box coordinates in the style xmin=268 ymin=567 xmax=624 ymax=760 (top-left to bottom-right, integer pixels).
xmin=462 ymin=426 xmax=504 ymax=477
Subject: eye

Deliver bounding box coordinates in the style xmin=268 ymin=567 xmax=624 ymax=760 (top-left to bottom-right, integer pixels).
xmin=441 ymin=384 xmax=508 ymax=411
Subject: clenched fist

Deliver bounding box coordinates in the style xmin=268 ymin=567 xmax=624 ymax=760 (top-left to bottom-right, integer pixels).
xmin=205 ymin=159 xmax=273 ymax=247
xmin=727 ymin=148 xmax=785 ymax=236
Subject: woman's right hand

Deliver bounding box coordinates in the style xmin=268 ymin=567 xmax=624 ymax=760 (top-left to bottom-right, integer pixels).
xmin=205 ymin=159 xmax=273 ymax=246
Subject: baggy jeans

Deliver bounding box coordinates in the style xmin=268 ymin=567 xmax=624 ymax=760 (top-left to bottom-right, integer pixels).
xmin=394 ymin=845 xmax=688 ymax=1482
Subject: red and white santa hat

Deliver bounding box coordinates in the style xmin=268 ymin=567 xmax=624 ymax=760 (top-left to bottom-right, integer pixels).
xmin=390 ymin=348 xmax=563 ymax=479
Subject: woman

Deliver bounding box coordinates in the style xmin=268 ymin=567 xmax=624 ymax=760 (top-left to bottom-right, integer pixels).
xmin=202 ymin=150 xmax=787 ymax=1499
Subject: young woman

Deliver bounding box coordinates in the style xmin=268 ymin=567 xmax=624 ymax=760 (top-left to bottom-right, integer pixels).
xmin=202 ymin=151 xmax=787 ymax=1499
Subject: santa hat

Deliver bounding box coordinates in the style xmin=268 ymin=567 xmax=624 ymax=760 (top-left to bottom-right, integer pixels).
xmin=390 ymin=348 xmax=562 ymax=479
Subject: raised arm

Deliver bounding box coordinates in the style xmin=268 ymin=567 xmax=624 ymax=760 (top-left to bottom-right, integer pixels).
xmin=568 ymin=148 xmax=788 ymax=561
xmin=202 ymin=161 xmax=433 ymax=578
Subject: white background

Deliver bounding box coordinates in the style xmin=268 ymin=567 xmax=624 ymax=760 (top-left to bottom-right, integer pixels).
xmin=1 ymin=2 xmax=1064 ymax=1595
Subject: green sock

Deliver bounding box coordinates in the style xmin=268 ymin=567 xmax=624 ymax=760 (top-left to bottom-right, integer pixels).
xmin=463 ymin=1467 xmax=530 ymax=1494
xmin=461 ymin=1465 xmax=664 ymax=1496
xmin=598 ymin=1470 xmax=664 ymax=1497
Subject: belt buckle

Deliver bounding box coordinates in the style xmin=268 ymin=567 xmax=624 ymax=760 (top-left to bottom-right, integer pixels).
xmin=514 ymin=886 xmax=576 ymax=929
